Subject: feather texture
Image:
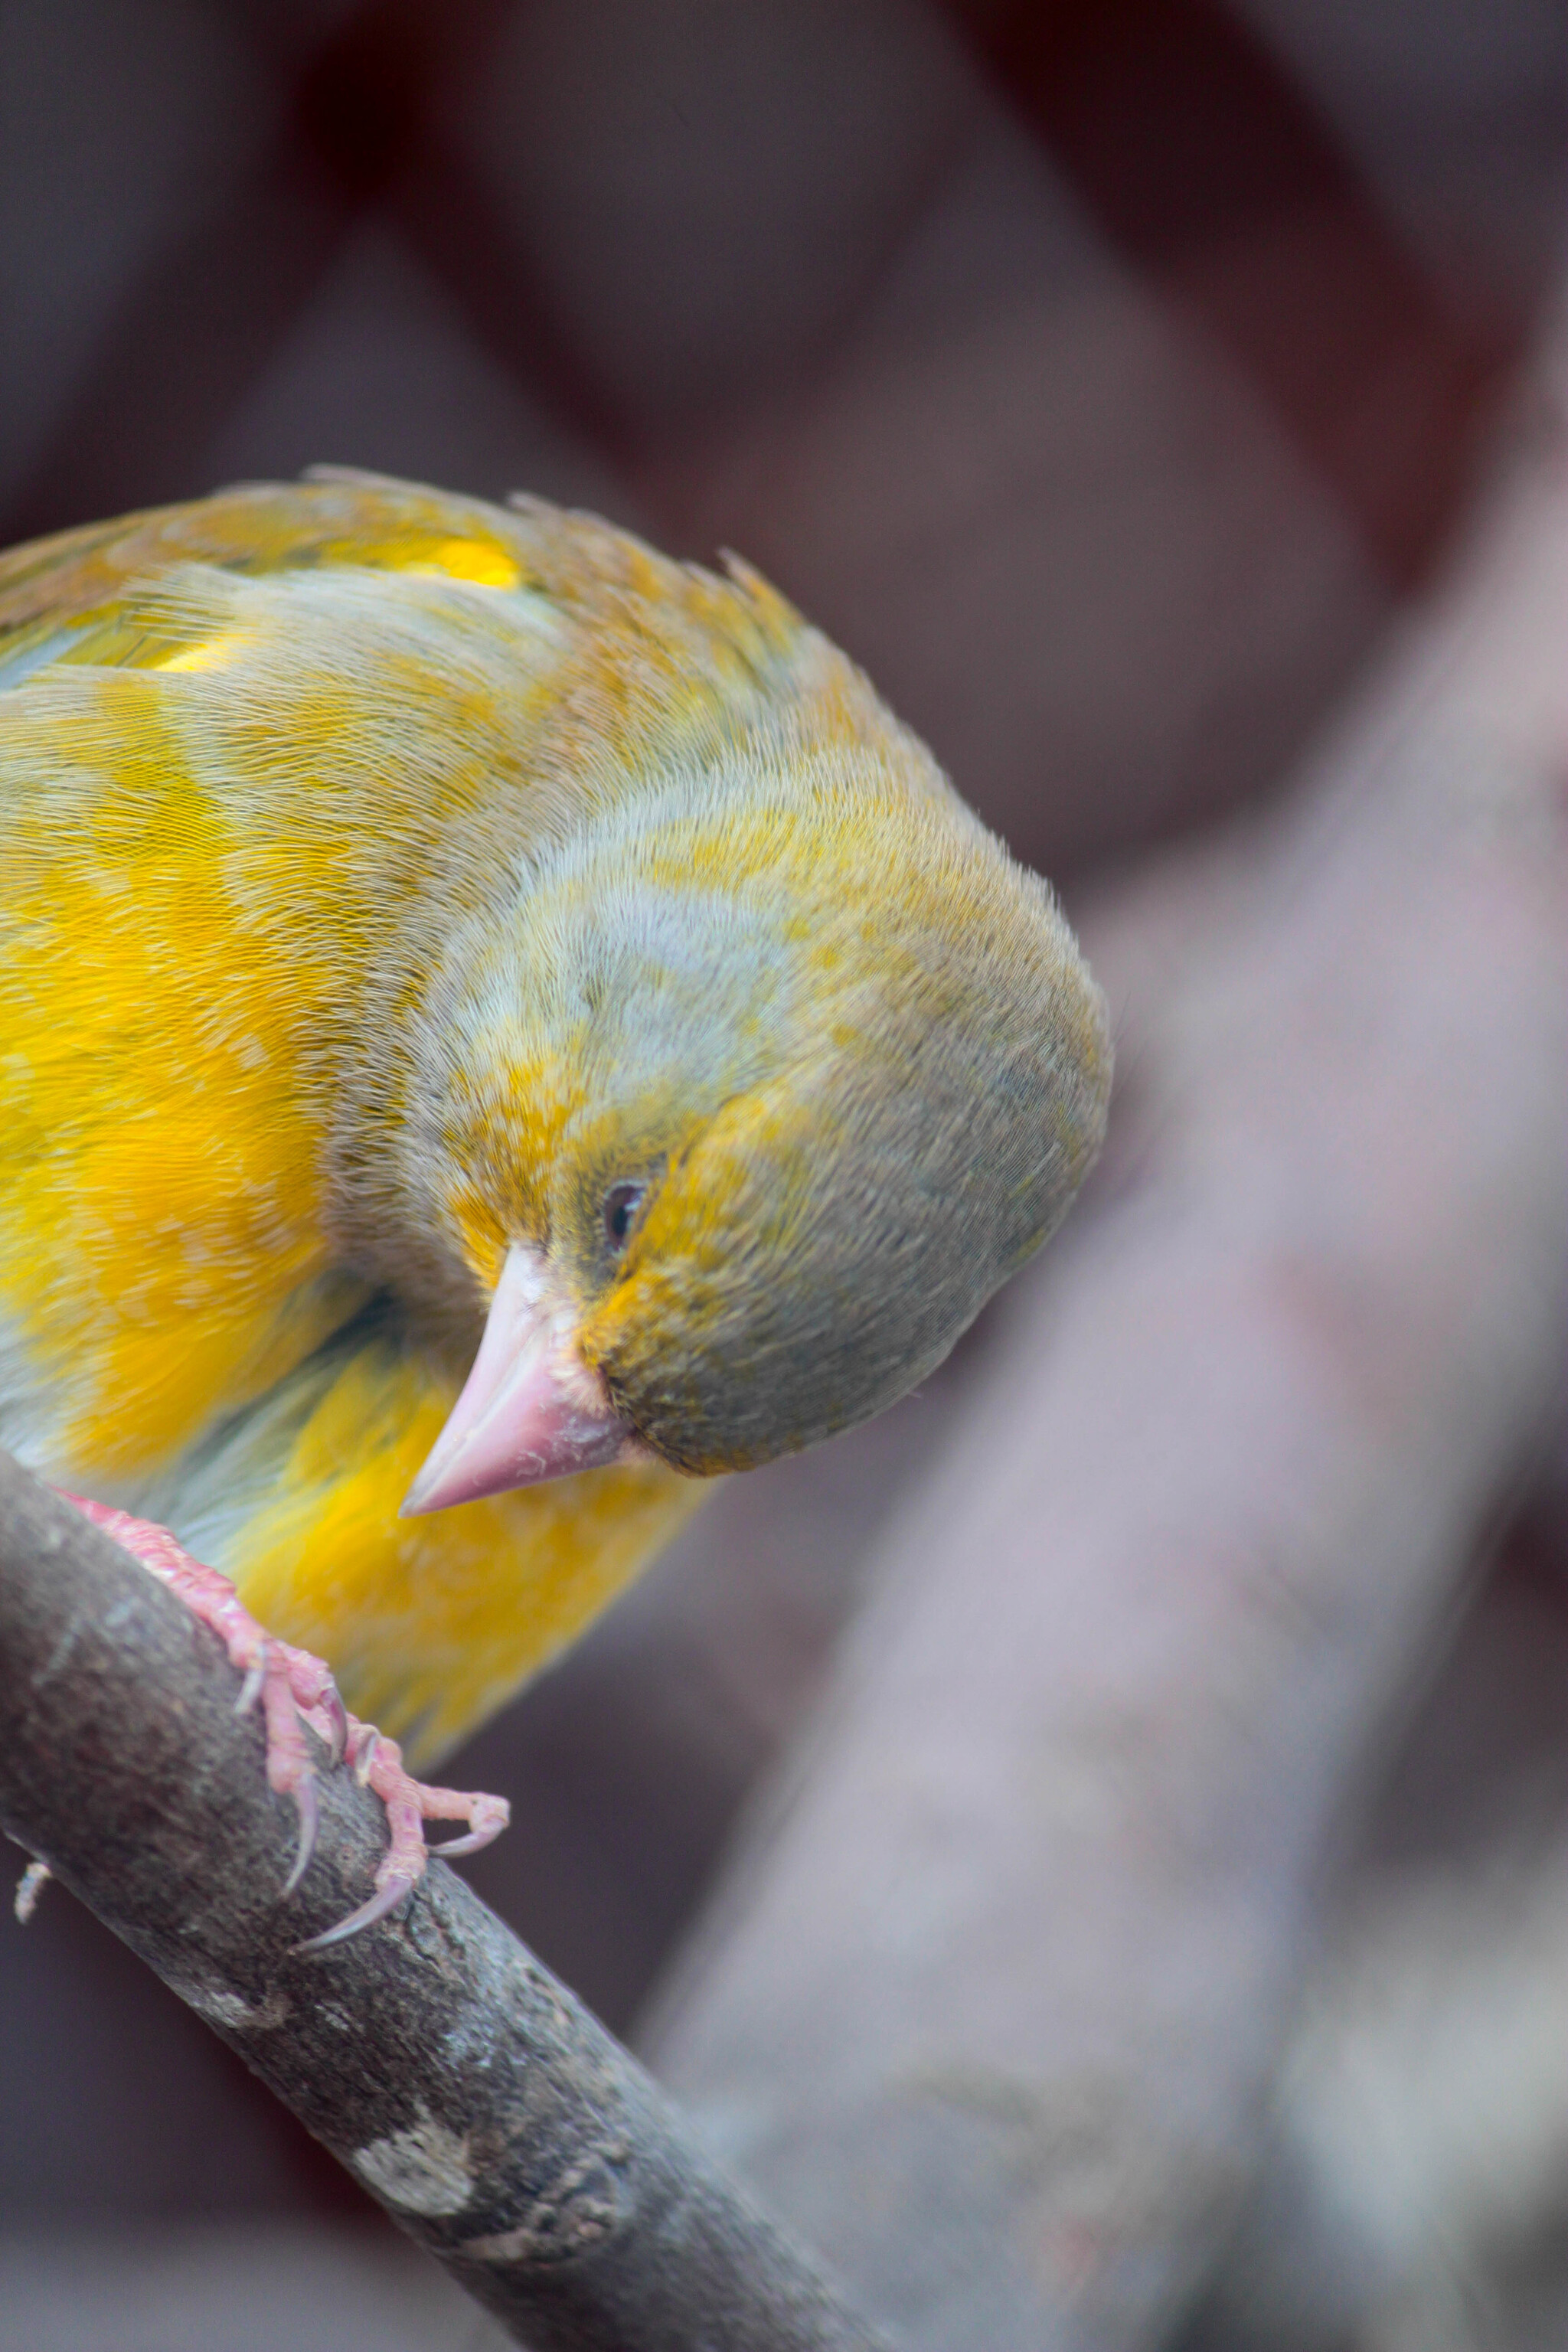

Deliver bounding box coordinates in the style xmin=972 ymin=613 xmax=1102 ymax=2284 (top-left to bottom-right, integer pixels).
xmin=0 ymin=472 xmax=1109 ymax=1763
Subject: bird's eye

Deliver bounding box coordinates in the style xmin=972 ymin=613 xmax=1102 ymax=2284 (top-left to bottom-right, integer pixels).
xmin=602 ymin=1180 xmax=646 ymax=1253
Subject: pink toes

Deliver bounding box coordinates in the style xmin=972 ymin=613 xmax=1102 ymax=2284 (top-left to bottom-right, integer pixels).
xmin=59 ymin=1494 xmax=509 ymax=1950
xmin=289 ymin=1738 xmax=510 ymax=1954
xmin=429 ymin=1811 xmax=509 ymax=1860
xmin=69 ymin=1498 xmax=337 ymax=1887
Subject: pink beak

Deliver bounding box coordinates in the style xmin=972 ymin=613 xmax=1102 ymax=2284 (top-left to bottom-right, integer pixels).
xmin=401 ymin=1245 xmax=632 ymax=1514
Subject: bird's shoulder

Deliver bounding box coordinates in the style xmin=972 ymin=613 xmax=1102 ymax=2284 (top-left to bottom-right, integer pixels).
xmin=0 ymin=469 xmax=812 ymax=695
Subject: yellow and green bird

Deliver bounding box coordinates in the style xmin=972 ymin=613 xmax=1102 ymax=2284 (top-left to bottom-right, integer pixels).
xmin=0 ymin=469 xmax=1110 ymax=1779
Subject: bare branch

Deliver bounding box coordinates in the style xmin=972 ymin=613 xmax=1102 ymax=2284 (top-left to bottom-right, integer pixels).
xmin=0 ymin=1455 xmax=893 ymax=2352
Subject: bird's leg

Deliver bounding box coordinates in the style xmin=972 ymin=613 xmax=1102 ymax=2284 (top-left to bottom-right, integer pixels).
xmin=64 ymin=1495 xmax=339 ymax=1893
xmin=59 ymin=1496 xmax=509 ymax=1945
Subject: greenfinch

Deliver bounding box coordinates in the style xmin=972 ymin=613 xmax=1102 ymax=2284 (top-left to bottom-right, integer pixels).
xmin=0 ymin=470 xmax=1109 ymax=1906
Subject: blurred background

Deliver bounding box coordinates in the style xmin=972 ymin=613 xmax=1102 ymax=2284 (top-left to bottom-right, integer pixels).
xmin=0 ymin=4 xmax=1563 ymax=2347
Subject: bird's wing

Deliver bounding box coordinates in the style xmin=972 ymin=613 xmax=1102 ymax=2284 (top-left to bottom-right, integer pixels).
xmin=0 ymin=473 xmax=555 ymax=1485
xmin=0 ymin=659 xmax=364 ymax=1487
xmin=0 ymin=470 xmax=542 ymax=679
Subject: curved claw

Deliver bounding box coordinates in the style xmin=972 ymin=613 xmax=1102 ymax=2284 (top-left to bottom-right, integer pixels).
xmin=281 ymin=1772 xmax=319 ymax=1899
xmin=292 ymin=1872 xmax=416 ymax=1955
xmin=235 ymin=1651 xmax=266 ymax=1717
xmin=319 ymin=1682 xmax=348 ymax=1768
xmin=426 ymin=1821 xmax=507 ymax=1859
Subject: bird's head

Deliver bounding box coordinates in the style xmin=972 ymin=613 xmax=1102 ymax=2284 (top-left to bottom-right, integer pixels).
xmin=399 ymin=753 xmax=1111 ymax=1512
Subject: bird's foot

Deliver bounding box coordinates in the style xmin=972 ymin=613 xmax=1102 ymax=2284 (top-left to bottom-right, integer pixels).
xmin=293 ymin=1726 xmax=511 ymax=1953
xmin=62 ymin=1497 xmax=509 ymax=1948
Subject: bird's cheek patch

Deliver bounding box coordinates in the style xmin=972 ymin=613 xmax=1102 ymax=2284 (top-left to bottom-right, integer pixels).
xmin=575 ymin=1276 xmax=645 ymax=1384
xmin=441 ymin=1185 xmax=511 ymax=1292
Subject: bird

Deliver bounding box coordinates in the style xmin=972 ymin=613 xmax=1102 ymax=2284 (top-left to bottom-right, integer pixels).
xmin=0 ymin=468 xmax=1111 ymax=1939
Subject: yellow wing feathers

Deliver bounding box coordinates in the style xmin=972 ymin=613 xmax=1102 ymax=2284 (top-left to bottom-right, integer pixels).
xmin=155 ymin=1323 xmax=698 ymax=1766
xmin=0 ymin=475 xmax=726 ymax=1759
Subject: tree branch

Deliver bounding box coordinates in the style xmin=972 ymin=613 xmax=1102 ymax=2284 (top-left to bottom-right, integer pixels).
xmin=0 ymin=1454 xmax=893 ymax=2352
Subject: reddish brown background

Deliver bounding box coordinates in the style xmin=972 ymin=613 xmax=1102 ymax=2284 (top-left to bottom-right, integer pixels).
xmin=0 ymin=5 xmax=1562 ymax=2345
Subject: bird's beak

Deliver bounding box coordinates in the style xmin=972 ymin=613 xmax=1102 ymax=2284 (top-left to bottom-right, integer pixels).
xmin=401 ymin=1244 xmax=632 ymax=1514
